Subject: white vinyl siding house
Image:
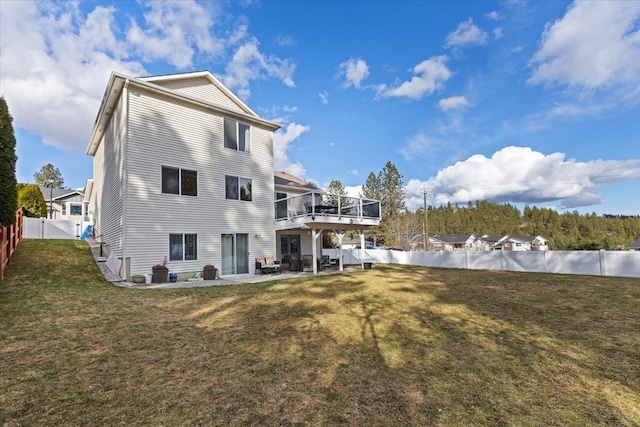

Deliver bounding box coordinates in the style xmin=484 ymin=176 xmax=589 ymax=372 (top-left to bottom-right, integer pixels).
xmin=87 ymin=71 xmax=279 ymax=279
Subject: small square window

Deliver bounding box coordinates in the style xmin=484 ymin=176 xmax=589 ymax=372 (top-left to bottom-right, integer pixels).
xmin=169 ymin=234 xmax=198 ymax=262
xmin=162 ymin=166 xmax=197 ymax=196
xmin=70 ymin=204 xmax=82 ymax=215
xmin=226 ymin=176 xmax=252 ymax=201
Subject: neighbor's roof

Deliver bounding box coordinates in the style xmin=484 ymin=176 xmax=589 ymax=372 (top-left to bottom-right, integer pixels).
xmin=630 ymin=238 xmax=640 ymax=249
xmin=430 ymin=234 xmax=476 ymax=243
xmin=38 ymin=185 xmax=83 ymax=201
xmin=511 ymin=235 xmax=547 ymax=243
xmin=86 ymin=70 xmax=280 ymax=156
xmin=274 ymin=171 xmax=320 ymax=191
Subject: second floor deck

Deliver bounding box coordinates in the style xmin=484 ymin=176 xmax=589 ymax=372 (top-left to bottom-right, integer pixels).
xmin=275 ymin=191 xmax=381 ymax=230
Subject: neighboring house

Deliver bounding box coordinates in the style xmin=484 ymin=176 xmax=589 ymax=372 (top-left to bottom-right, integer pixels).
xmin=477 ymin=235 xmax=548 ymax=251
xmin=509 ymin=235 xmax=549 ymax=251
xmin=630 ymin=239 xmax=640 ymax=251
xmin=429 ymin=234 xmax=477 ymax=251
xmin=39 ymin=185 xmax=89 ymax=221
xmin=476 ymin=235 xmax=510 ymax=251
xmin=86 ymin=71 xmax=381 ymax=279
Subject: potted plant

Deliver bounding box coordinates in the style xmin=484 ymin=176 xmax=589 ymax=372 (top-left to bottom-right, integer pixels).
xmin=152 ymin=257 xmax=169 ymax=283
xmin=203 ymin=264 xmax=217 ymax=280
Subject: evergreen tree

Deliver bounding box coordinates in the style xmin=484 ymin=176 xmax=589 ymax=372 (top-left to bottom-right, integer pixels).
xmin=0 ymin=97 xmax=18 ymax=226
xmin=34 ymin=163 xmax=64 ymax=188
xmin=325 ymin=179 xmax=347 ymax=206
xmin=380 ymin=161 xmax=406 ymax=217
xmin=17 ymin=183 xmax=47 ymax=217
xmin=362 ymin=171 xmax=382 ymax=201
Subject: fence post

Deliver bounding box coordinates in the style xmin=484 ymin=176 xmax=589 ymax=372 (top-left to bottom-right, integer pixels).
xmin=465 ymin=250 xmax=469 ymax=270
xmin=0 ymin=227 xmax=5 ymax=280
xmin=599 ymin=249 xmax=606 ymax=276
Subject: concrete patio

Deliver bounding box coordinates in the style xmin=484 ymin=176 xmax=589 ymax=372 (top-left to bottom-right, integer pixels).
xmin=115 ymin=266 xmax=364 ymax=289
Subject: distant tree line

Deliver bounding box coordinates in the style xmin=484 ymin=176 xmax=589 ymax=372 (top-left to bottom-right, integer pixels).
xmin=327 ymin=160 xmax=639 ymax=251
xmin=397 ymin=200 xmax=640 ymax=250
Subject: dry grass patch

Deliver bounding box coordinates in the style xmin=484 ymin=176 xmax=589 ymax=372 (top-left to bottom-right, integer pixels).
xmin=1 ymin=240 xmax=639 ymax=426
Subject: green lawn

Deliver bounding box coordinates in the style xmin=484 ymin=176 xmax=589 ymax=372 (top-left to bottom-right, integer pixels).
xmin=1 ymin=240 xmax=639 ymax=426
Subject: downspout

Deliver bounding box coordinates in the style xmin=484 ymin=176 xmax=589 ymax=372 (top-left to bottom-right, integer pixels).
xmin=122 ymin=79 xmax=130 ymax=279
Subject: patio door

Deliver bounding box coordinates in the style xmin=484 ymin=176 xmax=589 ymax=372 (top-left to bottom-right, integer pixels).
xmin=221 ymin=233 xmax=249 ymax=275
xmin=280 ymin=234 xmax=301 ymax=261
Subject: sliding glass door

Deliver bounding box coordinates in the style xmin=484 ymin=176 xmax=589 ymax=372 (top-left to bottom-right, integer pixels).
xmin=221 ymin=233 xmax=249 ymax=275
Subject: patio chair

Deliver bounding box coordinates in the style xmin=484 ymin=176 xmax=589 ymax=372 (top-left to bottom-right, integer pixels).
xmin=321 ymin=255 xmax=331 ymax=269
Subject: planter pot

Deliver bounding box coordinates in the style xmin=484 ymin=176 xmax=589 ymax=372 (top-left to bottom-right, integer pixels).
xmin=152 ymin=270 xmax=168 ymax=283
xmin=363 ymin=262 xmax=373 ymax=270
xmin=132 ymin=275 xmax=145 ymax=284
xmin=203 ymin=268 xmax=217 ymax=280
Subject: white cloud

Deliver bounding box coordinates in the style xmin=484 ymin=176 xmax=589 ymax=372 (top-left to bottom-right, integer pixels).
xmin=444 ymin=19 xmax=488 ymax=48
xmin=0 ymin=1 xmax=296 ymax=151
xmin=338 ymin=58 xmax=370 ymax=88
xmin=404 ymin=146 xmax=640 ymax=210
xmin=318 ymin=91 xmax=329 ymax=105
xmin=529 ymin=1 xmax=640 ymax=91
xmin=0 ymin=1 xmax=146 ymax=151
xmin=126 ymin=0 xmax=223 ymax=69
xmin=273 ymin=122 xmax=310 ymax=178
xmin=438 ymin=96 xmax=470 ymax=111
xmin=486 ymin=11 xmax=500 ymax=21
xmin=378 ymin=56 xmax=451 ymax=100
xmin=223 ymin=37 xmax=296 ymax=99
xmin=345 ymin=185 xmax=363 ymax=199
xmin=275 ymin=34 xmax=296 ymax=47
xmin=493 ymin=27 xmax=503 ymax=39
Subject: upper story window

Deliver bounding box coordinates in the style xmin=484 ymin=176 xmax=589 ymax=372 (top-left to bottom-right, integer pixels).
xmin=162 ymin=166 xmax=197 ymax=196
xmin=224 ymin=118 xmax=251 ymax=153
xmin=225 ymin=175 xmax=252 ymax=201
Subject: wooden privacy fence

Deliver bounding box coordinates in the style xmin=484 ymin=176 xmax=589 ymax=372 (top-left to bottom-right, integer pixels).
xmin=1 ymin=208 xmax=25 ymax=280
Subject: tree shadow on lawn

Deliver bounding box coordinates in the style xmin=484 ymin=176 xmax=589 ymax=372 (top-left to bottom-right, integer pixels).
xmin=4 ymin=246 xmax=638 ymax=426
xmin=172 ymin=264 xmax=639 ymax=425
xmin=410 ymin=268 xmax=640 ymax=426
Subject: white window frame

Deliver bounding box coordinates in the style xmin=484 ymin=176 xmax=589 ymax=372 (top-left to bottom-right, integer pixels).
xmin=169 ymin=233 xmax=198 ymax=262
xmin=162 ymin=166 xmax=198 ymax=196
xmin=224 ymin=118 xmax=251 ymax=153
xmin=225 ymin=175 xmax=252 ymax=201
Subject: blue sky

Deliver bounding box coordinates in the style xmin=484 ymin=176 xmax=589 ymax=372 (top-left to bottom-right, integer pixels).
xmin=1 ymin=0 xmax=639 ymax=214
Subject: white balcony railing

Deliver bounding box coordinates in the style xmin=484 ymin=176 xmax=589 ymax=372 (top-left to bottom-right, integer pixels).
xmin=275 ymin=191 xmax=381 ymax=222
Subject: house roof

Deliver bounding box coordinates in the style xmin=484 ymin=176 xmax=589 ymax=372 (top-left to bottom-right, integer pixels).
xmin=274 ymin=171 xmax=320 ymax=191
xmin=430 ymin=234 xmax=475 ymax=243
xmin=38 ymin=186 xmax=84 ymax=201
xmin=630 ymin=239 xmax=640 ymax=249
xmin=478 ymin=235 xmax=508 ymax=243
xmin=511 ymin=235 xmax=547 ymax=243
xmin=86 ymin=71 xmax=281 ymax=156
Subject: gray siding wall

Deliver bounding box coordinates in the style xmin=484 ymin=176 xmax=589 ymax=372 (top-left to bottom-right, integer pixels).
xmin=151 ymin=76 xmax=247 ymax=115
xmin=92 ymin=91 xmax=126 ymax=257
xmin=124 ymin=86 xmax=275 ymax=276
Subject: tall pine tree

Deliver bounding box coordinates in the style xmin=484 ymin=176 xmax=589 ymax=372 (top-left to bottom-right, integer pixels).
xmin=0 ymin=97 xmax=18 ymax=226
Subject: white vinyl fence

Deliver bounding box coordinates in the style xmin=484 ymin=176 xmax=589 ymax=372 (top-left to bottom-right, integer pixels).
xmin=23 ymin=218 xmax=91 ymax=240
xmin=323 ymin=248 xmax=640 ymax=278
